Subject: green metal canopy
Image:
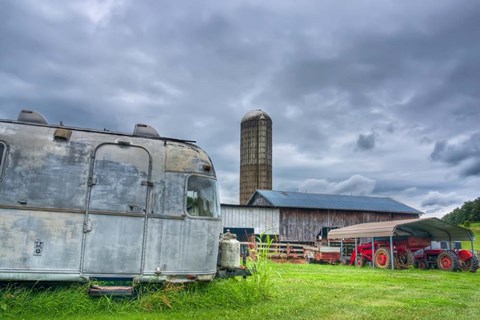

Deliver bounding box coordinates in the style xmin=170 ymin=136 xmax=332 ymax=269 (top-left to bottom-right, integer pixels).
xmin=327 ymin=218 xmax=475 ymax=241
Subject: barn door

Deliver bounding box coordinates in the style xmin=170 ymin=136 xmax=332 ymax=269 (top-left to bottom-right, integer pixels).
xmin=83 ymin=144 xmax=151 ymax=276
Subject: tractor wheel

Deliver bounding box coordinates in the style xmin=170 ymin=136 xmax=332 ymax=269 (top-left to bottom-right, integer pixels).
xmin=395 ymin=252 xmax=413 ymax=269
xmin=437 ymin=251 xmax=459 ymax=271
xmin=469 ymin=256 xmax=479 ymax=273
xmin=459 ymin=259 xmax=470 ymax=271
xmin=374 ymin=247 xmax=391 ymax=269
xmin=416 ymin=260 xmax=428 ymax=270
xmin=459 ymin=255 xmax=479 ymax=272
xmin=356 ymin=257 xmax=366 ymax=267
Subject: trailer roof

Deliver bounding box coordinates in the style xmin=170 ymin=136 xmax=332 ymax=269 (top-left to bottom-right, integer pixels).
xmin=0 ymin=118 xmax=196 ymax=144
xmin=327 ymin=218 xmax=475 ymax=241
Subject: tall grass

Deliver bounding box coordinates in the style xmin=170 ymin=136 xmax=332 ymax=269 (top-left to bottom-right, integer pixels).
xmin=247 ymin=233 xmax=278 ymax=299
xmin=2 ymin=262 xmax=479 ymax=320
xmin=0 ymin=241 xmax=277 ymax=319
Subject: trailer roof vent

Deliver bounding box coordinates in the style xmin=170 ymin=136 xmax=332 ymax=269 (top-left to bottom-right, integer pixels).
xmin=17 ymin=110 xmax=48 ymax=125
xmin=133 ymin=124 xmax=160 ymax=138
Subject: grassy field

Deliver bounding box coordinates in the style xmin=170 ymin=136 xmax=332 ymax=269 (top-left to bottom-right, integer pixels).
xmin=1 ymin=224 xmax=479 ymax=320
xmin=462 ymin=222 xmax=480 ymax=251
xmin=1 ymin=263 xmax=479 ymax=320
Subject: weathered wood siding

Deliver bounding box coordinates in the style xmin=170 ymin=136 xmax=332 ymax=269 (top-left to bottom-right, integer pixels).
xmin=279 ymin=208 xmax=418 ymax=243
xmin=249 ymin=193 xmax=272 ymax=206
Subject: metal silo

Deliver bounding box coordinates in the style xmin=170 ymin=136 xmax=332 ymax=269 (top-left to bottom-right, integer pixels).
xmin=240 ymin=109 xmax=272 ymax=204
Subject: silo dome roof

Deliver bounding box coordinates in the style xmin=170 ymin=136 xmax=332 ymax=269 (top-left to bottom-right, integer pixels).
xmin=241 ymin=109 xmax=272 ymax=122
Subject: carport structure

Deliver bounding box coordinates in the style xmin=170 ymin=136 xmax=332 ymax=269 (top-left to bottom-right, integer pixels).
xmin=327 ymin=218 xmax=475 ymax=270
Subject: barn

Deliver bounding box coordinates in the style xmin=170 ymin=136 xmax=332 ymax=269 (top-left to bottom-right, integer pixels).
xmin=222 ymin=190 xmax=422 ymax=244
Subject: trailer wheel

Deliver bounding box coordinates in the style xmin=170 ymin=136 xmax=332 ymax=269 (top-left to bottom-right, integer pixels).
xmin=437 ymin=251 xmax=459 ymax=271
xmin=356 ymin=257 xmax=366 ymax=267
xmin=416 ymin=260 xmax=428 ymax=270
xmin=374 ymin=247 xmax=391 ymax=269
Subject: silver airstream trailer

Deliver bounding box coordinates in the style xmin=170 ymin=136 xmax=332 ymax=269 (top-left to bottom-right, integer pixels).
xmin=0 ymin=110 xmax=229 ymax=284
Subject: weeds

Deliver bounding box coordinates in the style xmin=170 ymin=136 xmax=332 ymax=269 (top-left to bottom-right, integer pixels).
xmin=0 ymin=233 xmax=279 ymax=319
xmin=246 ymin=233 xmax=279 ymax=299
xmin=0 ymin=252 xmax=276 ymax=319
xmin=1 ymin=263 xmax=479 ymax=320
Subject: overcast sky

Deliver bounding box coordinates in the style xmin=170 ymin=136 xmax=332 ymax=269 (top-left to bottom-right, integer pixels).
xmin=1 ymin=0 xmax=479 ymax=217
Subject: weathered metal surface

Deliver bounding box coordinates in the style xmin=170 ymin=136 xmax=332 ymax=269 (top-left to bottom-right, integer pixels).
xmin=249 ymin=190 xmax=422 ymax=215
xmin=0 ymin=117 xmax=221 ymax=282
xmin=221 ymin=204 xmax=280 ymax=235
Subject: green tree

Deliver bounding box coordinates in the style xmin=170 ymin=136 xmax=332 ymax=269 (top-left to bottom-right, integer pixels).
xmin=442 ymin=197 xmax=480 ymax=225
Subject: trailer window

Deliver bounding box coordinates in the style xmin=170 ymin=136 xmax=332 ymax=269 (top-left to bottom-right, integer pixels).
xmin=186 ymin=176 xmax=220 ymax=218
xmin=0 ymin=142 xmax=5 ymax=178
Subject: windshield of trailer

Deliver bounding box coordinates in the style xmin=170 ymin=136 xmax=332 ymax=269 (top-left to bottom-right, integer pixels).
xmin=186 ymin=175 xmax=220 ymax=218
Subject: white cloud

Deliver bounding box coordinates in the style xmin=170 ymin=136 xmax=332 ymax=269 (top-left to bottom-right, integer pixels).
xmin=73 ymin=0 xmax=127 ymax=26
xmin=298 ymin=175 xmax=376 ymax=196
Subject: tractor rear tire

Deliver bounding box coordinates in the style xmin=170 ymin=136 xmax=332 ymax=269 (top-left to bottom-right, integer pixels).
xmin=437 ymin=251 xmax=459 ymax=271
xmin=374 ymin=247 xmax=391 ymax=269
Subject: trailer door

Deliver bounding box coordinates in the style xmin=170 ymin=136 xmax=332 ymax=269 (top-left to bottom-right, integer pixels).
xmin=83 ymin=144 xmax=151 ymax=276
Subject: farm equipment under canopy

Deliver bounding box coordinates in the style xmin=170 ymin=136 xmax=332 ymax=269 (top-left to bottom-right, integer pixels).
xmin=327 ymin=218 xmax=477 ymax=272
xmin=350 ymin=238 xmax=478 ymax=272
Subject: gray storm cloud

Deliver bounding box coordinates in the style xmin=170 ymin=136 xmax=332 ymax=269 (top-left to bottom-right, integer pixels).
xmin=1 ymin=0 xmax=480 ymax=216
xmin=356 ymin=133 xmax=376 ymax=151
xmin=431 ymin=132 xmax=480 ymax=177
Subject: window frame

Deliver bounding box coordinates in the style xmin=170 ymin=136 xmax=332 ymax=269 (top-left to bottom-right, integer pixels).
xmin=184 ymin=174 xmax=221 ymax=219
xmin=0 ymin=141 xmax=7 ymax=181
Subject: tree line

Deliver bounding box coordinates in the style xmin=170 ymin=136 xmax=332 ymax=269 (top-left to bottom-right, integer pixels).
xmin=442 ymin=197 xmax=480 ymax=225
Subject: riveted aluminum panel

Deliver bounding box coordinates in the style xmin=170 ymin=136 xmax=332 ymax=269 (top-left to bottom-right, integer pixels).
xmin=0 ymin=209 xmax=83 ymax=272
xmin=0 ymin=118 xmax=221 ymax=282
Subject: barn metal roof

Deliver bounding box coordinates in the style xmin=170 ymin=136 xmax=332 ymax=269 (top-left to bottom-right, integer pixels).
xmin=248 ymin=190 xmax=422 ymax=215
xmin=327 ymin=218 xmax=475 ymax=241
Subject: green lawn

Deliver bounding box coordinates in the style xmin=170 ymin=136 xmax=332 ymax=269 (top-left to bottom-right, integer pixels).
xmin=2 ymin=224 xmax=479 ymax=320
xmin=462 ymin=222 xmax=480 ymax=251
xmin=2 ymin=263 xmax=479 ymax=320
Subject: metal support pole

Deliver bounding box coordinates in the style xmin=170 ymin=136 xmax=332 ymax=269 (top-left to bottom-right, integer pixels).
xmin=354 ymin=238 xmax=358 ymax=266
xmin=390 ymin=236 xmax=395 ymax=270
xmin=340 ymin=240 xmax=344 ymax=262
xmin=371 ymin=237 xmax=375 ymax=269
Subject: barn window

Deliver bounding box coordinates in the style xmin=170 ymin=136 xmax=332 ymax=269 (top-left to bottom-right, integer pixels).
xmin=186 ymin=175 xmax=220 ymax=218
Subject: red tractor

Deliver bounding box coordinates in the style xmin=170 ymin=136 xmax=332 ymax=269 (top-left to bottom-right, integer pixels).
xmin=351 ymin=238 xmax=428 ymax=269
xmin=350 ymin=237 xmax=478 ymax=272
xmin=414 ymin=248 xmax=478 ymax=272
